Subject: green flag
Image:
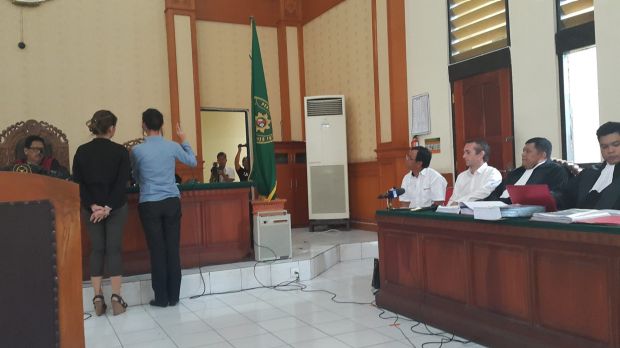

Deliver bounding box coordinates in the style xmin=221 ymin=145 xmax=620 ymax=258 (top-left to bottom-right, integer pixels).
xmin=249 ymin=18 xmax=277 ymax=200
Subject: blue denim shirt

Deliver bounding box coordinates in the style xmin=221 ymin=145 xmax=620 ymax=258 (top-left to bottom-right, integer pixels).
xmin=131 ymin=136 xmax=197 ymax=203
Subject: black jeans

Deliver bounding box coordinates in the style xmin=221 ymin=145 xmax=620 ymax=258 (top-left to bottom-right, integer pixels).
xmin=138 ymin=197 xmax=182 ymax=304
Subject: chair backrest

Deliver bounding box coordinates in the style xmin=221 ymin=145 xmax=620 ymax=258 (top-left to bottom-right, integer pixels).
xmin=0 ymin=120 xmax=69 ymax=170
xmin=121 ymin=137 xmax=144 ymax=151
xmin=551 ymin=158 xmax=583 ymax=177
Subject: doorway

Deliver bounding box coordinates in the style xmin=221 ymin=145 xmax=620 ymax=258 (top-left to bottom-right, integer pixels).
xmin=452 ymin=67 xmax=515 ymax=175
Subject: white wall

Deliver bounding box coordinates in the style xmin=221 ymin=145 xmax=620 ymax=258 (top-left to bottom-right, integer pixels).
xmin=405 ymin=0 xmax=454 ymax=173
xmin=0 ymin=0 xmax=171 ymax=162
xmin=509 ymin=0 xmax=562 ymax=162
xmin=594 ymin=0 xmax=620 ymax=124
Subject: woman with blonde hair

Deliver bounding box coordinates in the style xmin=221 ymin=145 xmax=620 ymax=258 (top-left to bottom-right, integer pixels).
xmin=72 ymin=110 xmax=130 ymax=316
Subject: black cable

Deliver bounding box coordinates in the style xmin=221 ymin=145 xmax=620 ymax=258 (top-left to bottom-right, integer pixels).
xmin=83 ymin=312 xmax=92 ymax=320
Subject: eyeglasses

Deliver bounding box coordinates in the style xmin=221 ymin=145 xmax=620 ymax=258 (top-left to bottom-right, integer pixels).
xmin=28 ymin=147 xmax=45 ymax=154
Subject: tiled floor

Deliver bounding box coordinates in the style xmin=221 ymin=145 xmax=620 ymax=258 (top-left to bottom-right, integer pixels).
xmin=84 ymin=258 xmax=485 ymax=348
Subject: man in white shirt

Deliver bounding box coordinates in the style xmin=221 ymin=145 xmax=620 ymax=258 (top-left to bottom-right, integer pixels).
xmin=447 ymin=139 xmax=502 ymax=205
xmin=488 ymin=137 xmax=568 ymax=202
xmin=399 ymin=146 xmax=447 ymax=208
xmin=216 ymin=152 xmax=236 ymax=182
xmin=557 ymin=121 xmax=620 ymax=209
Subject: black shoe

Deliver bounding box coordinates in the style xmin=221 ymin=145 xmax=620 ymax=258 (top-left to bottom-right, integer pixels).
xmin=149 ymin=300 xmax=168 ymax=308
xmin=169 ymin=300 xmax=179 ymax=306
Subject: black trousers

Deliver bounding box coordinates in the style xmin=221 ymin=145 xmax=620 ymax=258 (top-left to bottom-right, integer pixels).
xmin=83 ymin=204 xmax=129 ymax=277
xmin=138 ymin=197 xmax=182 ymax=304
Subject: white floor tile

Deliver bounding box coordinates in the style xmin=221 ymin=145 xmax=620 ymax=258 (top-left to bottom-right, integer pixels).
xmin=292 ymin=337 xmax=351 ymax=348
xmin=340 ymin=243 xmax=362 ymax=261
xmin=171 ymin=330 xmax=225 ymax=348
xmin=228 ymin=332 xmax=287 ymax=348
xmin=258 ymin=316 xmax=308 ymax=332
xmin=271 ymin=326 xmax=327 ymax=344
xmin=294 ymin=309 xmax=344 ymax=325
xmin=116 ymin=327 xmax=169 ymax=346
xmin=214 ymin=322 xmax=268 ymax=340
xmin=311 ymin=318 xmax=369 ymax=336
xmin=85 ymin=333 xmax=121 ymax=348
xmin=334 ymin=330 xmax=394 ymax=347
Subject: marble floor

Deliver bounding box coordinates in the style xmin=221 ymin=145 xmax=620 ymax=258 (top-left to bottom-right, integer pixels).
xmin=84 ymin=228 xmax=484 ymax=348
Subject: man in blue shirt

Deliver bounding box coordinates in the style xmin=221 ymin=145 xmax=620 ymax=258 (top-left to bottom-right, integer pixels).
xmin=131 ymin=108 xmax=197 ymax=307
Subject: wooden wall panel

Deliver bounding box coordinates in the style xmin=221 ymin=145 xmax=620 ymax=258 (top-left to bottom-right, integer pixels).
xmin=195 ymin=0 xmax=281 ymax=26
xmin=383 ymin=232 xmax=420 ymax=288
xmin=471 ymin=243 xmax=530 ymax=320
xmin=535 ymin=251 xmax=610 ymax=342
xmin=81 ymin=187 xmax=252 ymax=279
xmin=348 ymin=161 xmax=382 ymax=227
xmin=423 ymin=236 xmax=467 ymax=302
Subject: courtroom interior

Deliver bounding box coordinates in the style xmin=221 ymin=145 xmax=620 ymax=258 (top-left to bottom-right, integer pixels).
xmin=1 ymin=0 xmax=619 ymax=347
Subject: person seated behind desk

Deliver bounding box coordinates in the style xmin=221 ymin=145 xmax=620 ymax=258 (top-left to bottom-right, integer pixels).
xmin=486 ymin=137 xmax=568 ymax=203
xmin=447 ymin=138 xmax=502 ymax=206
xmin=234 ymin=144 xmax=250 ymax=182
xmin=14 ymin=135 xmax=69 ymax=178
xmin=556 ymin=121 xmax=620 ymax=210
xmin=216 ymin=151 xmax=235 ymax=182
xmin=399 ymin=146 xmax=447 ymax=208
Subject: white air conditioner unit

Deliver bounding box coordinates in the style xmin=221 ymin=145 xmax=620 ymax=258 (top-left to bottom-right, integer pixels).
xmin=304 ymin=95 xmax=349 ymax=230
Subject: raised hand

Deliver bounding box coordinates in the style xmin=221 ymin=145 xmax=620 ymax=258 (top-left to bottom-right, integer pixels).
xmin=176 ymin=123 xmax=187 ymax=143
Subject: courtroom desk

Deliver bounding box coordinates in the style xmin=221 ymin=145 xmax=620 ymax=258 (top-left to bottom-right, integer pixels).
xmin=375 ymin=210 xmax=620 ymax=348
xmin=81 ymin=182 xmax=253 ymax=279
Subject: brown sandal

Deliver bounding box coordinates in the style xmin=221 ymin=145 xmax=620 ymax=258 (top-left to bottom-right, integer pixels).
xmin=93 ymin=295 xmax=107 ymax=316
xmin=111 ymin=294 xmax=128 ymax=316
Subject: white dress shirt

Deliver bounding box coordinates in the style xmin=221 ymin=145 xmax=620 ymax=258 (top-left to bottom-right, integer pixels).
xmin=448 ymin=162 xmax=502 ymax=205
xmin=590 ymin=163 xmax=615 ymax=193
xmin=400 ymin=168 xmax=448 ymax=208
xmin=219 ymin=166 xmax=237 ymax=182
xmin=500 ymin=160 xmax=546 ymax=198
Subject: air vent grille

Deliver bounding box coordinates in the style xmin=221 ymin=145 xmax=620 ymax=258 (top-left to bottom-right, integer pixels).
xmin=306 ymin=97 xmax=343 ymax=117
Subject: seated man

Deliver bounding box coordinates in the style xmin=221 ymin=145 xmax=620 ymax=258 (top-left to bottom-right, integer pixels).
xmin=216 ymin=151 xmax=235 ymax=182
xmin=556 ymin=121 xmax=620 ymax=209
xmin=234 ymin=144 xmax=250 ymax=182
xmin=487 ymin=137 xmax=568 ymax=202
xmin=399 ymin=146 xmax=447 ymax=208
xmin=448 ymin=139 xmax=502 ymax=205
xmin=14 ymin=135 xmax=69 ymax=178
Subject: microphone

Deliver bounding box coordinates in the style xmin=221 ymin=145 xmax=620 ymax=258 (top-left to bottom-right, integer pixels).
xmin=377 ymin=187 xmax=405 ymax=199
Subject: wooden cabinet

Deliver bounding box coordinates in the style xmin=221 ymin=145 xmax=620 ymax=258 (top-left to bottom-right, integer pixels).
xmin=274 ymin=141 xmax=308 ymax=227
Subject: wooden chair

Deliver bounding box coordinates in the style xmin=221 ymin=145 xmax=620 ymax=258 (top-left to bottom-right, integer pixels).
xmin=0 ymin=119 xmax=70 ymax=170
xmin=551 ymin=158 xmax=583 ymax=177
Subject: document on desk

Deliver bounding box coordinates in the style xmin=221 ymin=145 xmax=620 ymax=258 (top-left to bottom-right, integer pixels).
xmin=462 ymin=201 xmax=508 ymax=221
xmin=436 ymin=205 xmax=460 ymax=214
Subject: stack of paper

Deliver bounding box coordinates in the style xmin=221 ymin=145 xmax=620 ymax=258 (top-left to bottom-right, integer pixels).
xmin=531 ymin=209 xmax=612 ymax=224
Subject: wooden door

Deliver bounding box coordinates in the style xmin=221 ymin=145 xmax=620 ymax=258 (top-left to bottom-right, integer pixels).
xmin=453 ymin=68 xmax=514 ymax=175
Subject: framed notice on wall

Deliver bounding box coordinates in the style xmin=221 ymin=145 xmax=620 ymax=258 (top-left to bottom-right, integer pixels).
xmin=411 ymin=93 xmax=430 ymax=135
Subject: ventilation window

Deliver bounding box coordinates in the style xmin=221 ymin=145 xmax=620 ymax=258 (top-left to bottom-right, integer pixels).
xmin=448 ymin=0 xmax=509 ymax=63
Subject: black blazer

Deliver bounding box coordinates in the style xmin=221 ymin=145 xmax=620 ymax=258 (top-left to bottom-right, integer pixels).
xmin=487 ymin=160 xmax=569 ymax=202
xmin=556 ymin=163 xmax=620 ymax=210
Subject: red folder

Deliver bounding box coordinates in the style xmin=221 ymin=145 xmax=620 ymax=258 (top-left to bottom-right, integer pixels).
xmin=506 ymin=184 xmax=557 ymax=212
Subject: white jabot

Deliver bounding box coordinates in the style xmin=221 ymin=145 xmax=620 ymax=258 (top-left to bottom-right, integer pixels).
xmin=500 ymin=160 xmax=546 ymax=198
xmin=448 ymin=162 xmax=502 ymax=205
xmin=590 ymin=163 xmax=615 ymax=193
xmin=400 ymin=168 xmax=448 ymax=208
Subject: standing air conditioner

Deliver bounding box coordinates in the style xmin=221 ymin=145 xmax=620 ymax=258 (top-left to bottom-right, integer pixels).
xmin=304 ymin=95 xmax=349 ymax=231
